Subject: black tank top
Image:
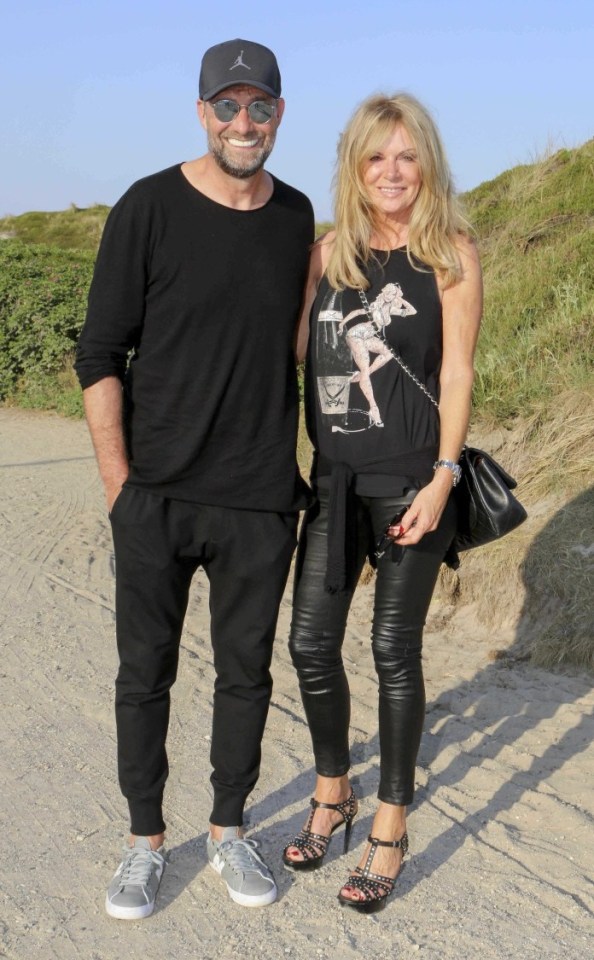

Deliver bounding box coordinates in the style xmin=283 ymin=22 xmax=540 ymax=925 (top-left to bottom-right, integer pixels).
xmin=305 ymin=247 xmax=442 ymax=496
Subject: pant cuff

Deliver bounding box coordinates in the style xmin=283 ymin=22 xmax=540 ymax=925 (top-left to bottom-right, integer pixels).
xmin=209 ymin=788 xmax=248 ymax=828
xmin=377 ymin=789 xmax=413 ymax=807
xmin=128 ymin=797 xmax=166 ymax=837
xmin=314 ymin=762 xmax=351 ymax=778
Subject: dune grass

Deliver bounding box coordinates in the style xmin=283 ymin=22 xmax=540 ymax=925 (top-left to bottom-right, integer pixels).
xmin=0 ymin=204 xmax=109 ymax=253
xmin=465 ymin=140 xmax=594 ymax=423
xmin=437 ymin=391 xmax=593 ymax=671
xmin=1 ymin=141 xmax=592 ymax=670
xmin=451 ymin=143 xmax=594 ymax=670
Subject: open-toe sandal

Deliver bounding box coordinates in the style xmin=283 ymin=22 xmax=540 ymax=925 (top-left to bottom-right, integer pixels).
xmin=282 ymin=789 xmax=357 ymax=870
xmin=338 ymin=832 xmax=408 ymax=913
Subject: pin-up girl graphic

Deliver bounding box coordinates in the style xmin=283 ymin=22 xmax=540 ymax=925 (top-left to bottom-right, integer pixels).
xmin=337 ymin=283 xmax=416 ymax=426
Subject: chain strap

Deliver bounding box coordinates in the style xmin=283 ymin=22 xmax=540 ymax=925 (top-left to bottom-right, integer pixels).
xmin=357 ymin=290 xmax=440 ymax=411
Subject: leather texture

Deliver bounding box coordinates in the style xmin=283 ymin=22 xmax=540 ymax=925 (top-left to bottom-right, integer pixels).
xmin=289 ymin=488 xmax=457 ymax=805
xmin=454 ymin=447 xmax=528 ymax=552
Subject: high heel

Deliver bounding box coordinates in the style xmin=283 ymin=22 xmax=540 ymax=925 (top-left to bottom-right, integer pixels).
xmin=338 ymin=832 xmax=409 ymax=913
xmin=282 ymin=789 xmax=357 ymax=870
xmin=368 ymin=405 xmax=384 ymax=427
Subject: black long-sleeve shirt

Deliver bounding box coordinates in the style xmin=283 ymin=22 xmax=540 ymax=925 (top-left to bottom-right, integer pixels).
xmin=75 ymin=164 xmax=314 ymax=511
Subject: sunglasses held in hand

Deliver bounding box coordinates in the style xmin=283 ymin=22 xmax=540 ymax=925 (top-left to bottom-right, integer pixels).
xmin=209 ymin=99 xmax=277 ymax=124
xmin=374 ymin=506 xmax=408 ymax=560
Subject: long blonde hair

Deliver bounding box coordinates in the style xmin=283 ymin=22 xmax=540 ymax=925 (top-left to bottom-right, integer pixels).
xmin=327 ymin=93 xmax=471 ymax=291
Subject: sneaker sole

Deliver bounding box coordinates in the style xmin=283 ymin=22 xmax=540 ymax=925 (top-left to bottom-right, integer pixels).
xmin=208 ymin=861 xmax=277 ymax=907
xmin=105 ymin=847 xmax=165 ymax=920
xmin=105 ymin=895 xmax=156 ymax=920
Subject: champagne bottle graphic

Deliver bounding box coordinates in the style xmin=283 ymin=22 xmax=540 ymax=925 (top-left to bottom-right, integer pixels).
xmin=316 ymin=290 xmax=352 ymax=416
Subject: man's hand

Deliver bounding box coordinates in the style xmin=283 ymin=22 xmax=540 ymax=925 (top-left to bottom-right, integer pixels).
xmin=105 ymin=474 xmax=129 ymax=514
xmin=82 ymin=377 xmax=130 ymax=514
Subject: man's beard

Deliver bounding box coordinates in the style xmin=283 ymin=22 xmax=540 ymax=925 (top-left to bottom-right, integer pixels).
xmin=208 ymin=131 xmax=276 ymax=179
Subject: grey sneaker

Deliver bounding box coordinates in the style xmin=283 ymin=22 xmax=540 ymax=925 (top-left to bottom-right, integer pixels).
xmin=105 ymin=837 xmax=166 ymax=920
xmin=207 ymin=827 xmax=277 ymax=907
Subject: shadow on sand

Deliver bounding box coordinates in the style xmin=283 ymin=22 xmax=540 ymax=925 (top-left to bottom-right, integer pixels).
xmin=159 ymin=488 xmax=593 ymax=911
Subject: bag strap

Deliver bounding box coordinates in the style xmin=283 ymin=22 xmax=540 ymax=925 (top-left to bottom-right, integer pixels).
xmin=358 ymin=289 xmax=440 ymax=412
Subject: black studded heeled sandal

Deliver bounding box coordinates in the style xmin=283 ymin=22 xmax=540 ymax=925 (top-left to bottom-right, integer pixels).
xmin=338 ymin=832 xmax=409 ymax=913
xmin=282 ymin=789 xmax=357 ymax=870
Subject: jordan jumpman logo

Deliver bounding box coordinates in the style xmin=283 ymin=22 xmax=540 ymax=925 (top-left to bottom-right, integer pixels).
xmin=229 ymin=51 xmax=251 ymax=71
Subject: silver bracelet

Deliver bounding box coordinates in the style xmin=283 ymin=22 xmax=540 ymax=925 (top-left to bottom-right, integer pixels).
xmin=433 ymin=459 xmax=462 ymax=487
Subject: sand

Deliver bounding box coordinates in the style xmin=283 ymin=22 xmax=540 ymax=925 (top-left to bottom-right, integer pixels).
xmin=0 ymin=407 xmax=592 ymax=960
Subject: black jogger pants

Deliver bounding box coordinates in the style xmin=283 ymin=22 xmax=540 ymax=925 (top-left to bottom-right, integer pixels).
xmin=109 ymin=486 xmax=297 ymax=835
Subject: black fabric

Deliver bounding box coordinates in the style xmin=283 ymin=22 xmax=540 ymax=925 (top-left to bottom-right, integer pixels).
xmin=289 ymin=488 xmax=457 ymax=805
xmin=324 ymin=461 xmax=354 ymax=592
xmin=305 ymin=248 xmax=442 ymax=496
xmin=75 ymin=164 xmax=314 ymax=512
xmin=319 ymin=446 xmax=439 ymax=592
xmin=305 ymin=249 xmax=443 ymax=588
xmin=110 ymin=487 xmax=298 ymax=833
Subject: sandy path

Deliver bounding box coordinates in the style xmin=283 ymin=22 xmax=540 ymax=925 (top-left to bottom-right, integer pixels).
xmin=0 ymin=407 xmax=592 ymax=960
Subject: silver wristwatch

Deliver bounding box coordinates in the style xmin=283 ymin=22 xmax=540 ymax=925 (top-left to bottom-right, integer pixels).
xmin=433 ymin=459 xmax=462 ymax=487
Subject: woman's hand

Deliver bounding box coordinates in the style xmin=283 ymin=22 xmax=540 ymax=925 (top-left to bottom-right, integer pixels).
xmin=388 ymin=475 xmax=453 ymax=546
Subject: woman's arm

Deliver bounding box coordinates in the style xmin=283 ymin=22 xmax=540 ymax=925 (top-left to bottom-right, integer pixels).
xmin=435 ymin=236 xmax=483 ymax=470
xmin=390 ymin=297 xmax=417 ymax=318
xmin=396 ymin=236 xmax=483 ymax=544
xmin=294 ymin=232 xmax=335 ymax=362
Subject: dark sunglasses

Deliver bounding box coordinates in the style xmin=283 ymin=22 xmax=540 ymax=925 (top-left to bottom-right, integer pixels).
xmin=209 ymin=98 xmax=276 ymax=125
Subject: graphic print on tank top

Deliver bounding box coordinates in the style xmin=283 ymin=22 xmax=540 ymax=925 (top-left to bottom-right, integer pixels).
xmin=315 ymin=282 xmax=417 ymax=434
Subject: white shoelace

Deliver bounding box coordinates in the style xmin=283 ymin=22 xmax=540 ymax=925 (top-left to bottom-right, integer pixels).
xmin=119 ymin=846 xmax=163 ymax=887
xmin=218 ymin=838 xmax=270 ymax=877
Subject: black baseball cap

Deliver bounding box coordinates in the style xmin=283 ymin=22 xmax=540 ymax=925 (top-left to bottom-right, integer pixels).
xmin=199 ymin=39 xmax=282 ymax=101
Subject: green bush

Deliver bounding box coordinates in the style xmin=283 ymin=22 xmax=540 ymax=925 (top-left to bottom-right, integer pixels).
xmin=0 ymin=240 xmax=93 ymax=404
xmin=1 ymin=139 xmax=592 ymax=424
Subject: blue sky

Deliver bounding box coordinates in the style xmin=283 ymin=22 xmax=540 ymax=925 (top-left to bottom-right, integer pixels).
xmin=1 ymin=0 xmax=592 ymax=221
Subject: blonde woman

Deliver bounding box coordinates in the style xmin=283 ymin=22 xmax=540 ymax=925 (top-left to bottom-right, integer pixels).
xmin=283 ymin=94 xmax=482 ymax=912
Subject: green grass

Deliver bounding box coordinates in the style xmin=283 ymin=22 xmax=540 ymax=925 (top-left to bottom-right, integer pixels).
xmin=465 ymin=139 xmax=594 ymax=423
xmin=1 ymin=142 xmax=592 ymax=670
xmin=2 ymin=142 xmax=591 ymax=432
xmin=0 ymin=204 xmax=110 ymax=252
xmin=315 ymin=221 xmax=334 ymax=239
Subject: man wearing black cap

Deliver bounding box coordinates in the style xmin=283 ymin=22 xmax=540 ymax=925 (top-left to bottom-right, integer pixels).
xmin=75 ymin=39 xmax=314 ymax=916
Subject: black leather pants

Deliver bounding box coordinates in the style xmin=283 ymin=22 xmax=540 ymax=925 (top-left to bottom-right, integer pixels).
xmin=289 ymin=487 xmax=457 ymax=806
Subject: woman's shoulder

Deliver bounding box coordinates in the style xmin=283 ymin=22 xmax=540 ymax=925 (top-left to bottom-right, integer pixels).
xmin=315 ymin=228 xmax=336 ymax=256
xmin=309 ymin=230 xmax=336 ymax=280
xmin=316 ymin=228 xmax=337 ymax=245
xmin=433 ymin=232 xmax=481 ymax=297
xmin=452 ymin=232 xmax=480 ymax=267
